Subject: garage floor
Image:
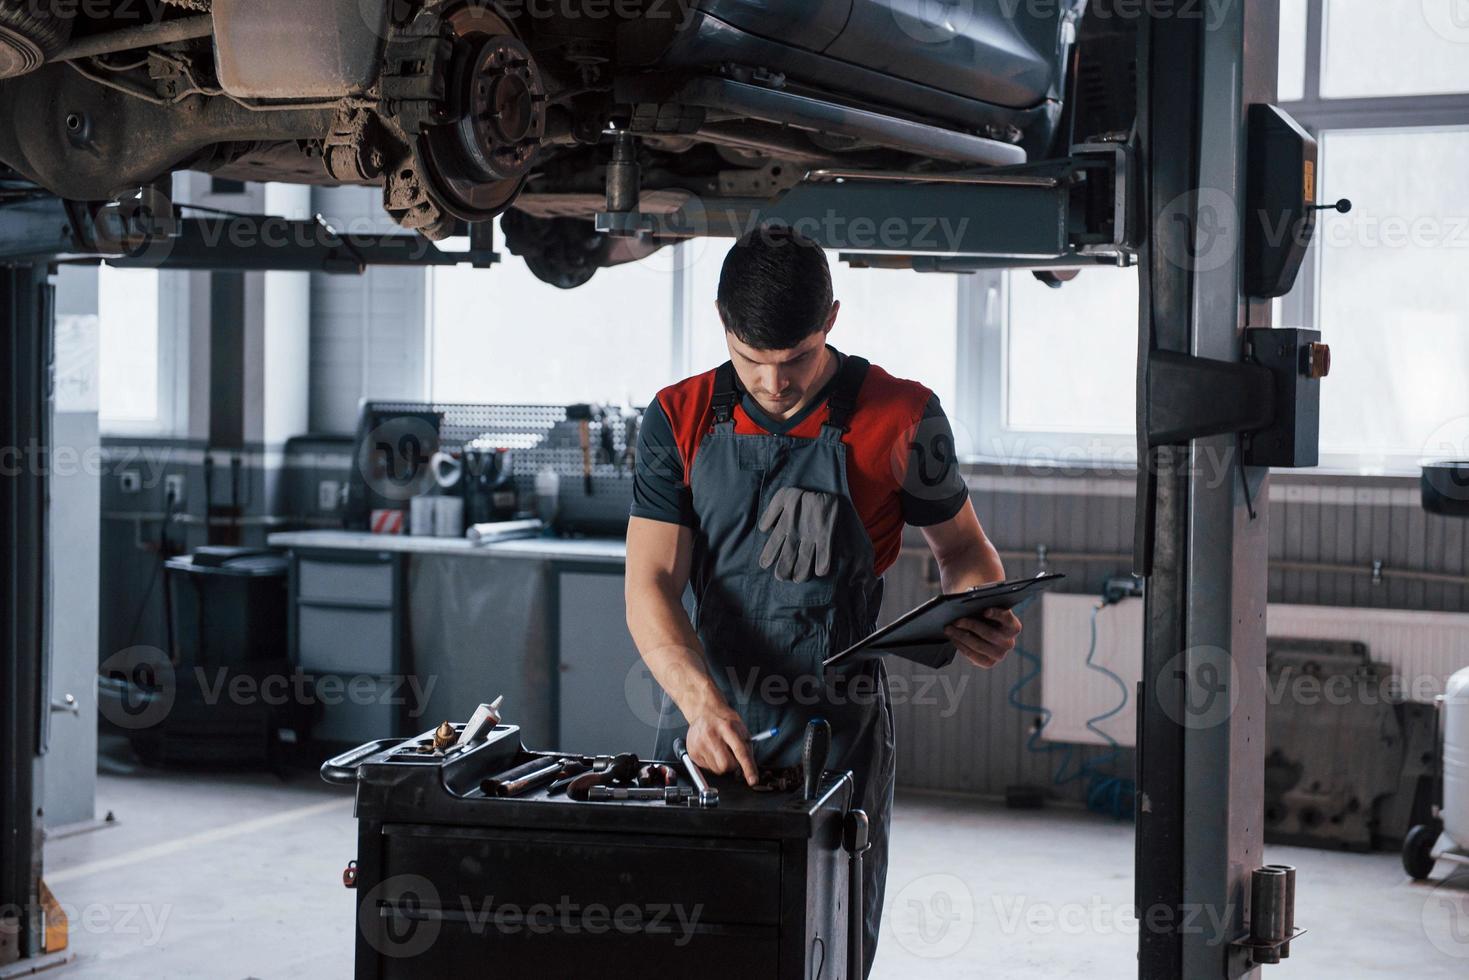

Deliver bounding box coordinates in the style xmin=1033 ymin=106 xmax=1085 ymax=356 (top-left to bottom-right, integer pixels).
xmin=39 ymin=751 xmax=1469 ymax=979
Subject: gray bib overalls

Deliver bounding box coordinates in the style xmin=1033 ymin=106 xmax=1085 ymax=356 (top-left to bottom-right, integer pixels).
xmin=654 ymin=355 xmax=896 ymax=979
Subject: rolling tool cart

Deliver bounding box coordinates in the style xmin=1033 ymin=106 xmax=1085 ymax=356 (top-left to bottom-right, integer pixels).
xmin=322 ymin=711 xmax=870 ymax=979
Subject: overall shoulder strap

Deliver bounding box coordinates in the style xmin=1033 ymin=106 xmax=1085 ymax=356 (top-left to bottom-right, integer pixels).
xmin=710 ymin=361 xmax=740 ymax=426
xmin=824 ymin=355 xmax=870 ymax=433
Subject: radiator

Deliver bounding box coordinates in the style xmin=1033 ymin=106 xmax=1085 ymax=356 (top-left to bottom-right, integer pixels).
xmin=1037 ymin=597 xmax=1469 ymax=748
xmin=1038 ymin=595 xmax=1144 ymax=747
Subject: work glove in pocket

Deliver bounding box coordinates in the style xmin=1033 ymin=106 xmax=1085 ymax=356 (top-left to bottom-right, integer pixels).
xmin=757 ymin=487 xmax=839 ymax=583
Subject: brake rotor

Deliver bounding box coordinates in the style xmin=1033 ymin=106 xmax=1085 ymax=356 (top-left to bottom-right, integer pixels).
xmin=417 ymin=6 xmax=546 ymax=222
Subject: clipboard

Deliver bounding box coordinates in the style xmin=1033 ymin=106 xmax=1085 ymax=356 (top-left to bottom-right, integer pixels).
xmin=823 ymin=573 xmax=1065 ymax=670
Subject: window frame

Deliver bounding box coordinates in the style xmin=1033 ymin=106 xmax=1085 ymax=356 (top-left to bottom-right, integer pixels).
xmin=969 ymin=0 xmax=1469 ymax=475
xmin=962 ymin=269 xmax=1138 ymax=469
xmin=96 ymin=266 xmax=191 ymax=437
xmin=1277 ymin=0 xmax=1469 ymax=473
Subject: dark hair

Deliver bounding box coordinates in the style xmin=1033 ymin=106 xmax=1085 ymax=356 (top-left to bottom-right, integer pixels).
xmin=716 ymin=225 xmax=833 ymax=350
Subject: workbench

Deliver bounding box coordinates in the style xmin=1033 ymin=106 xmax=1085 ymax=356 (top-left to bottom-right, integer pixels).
xmin=267 ymin=531 xmax=653 ymax=752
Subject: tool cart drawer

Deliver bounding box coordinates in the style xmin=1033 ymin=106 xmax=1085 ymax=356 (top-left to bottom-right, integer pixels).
xmin=336 ymin=724 xmax=857 ymax=979
xmin=381 ymin=825 xmax=782 ymax=924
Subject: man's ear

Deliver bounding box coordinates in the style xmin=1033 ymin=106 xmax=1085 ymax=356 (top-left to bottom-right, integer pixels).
xmin=822 ymin=299 xmax=840 ymax=337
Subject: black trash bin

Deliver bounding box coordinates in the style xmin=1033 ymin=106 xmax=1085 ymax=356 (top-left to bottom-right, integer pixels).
xmin=122 ymin=547 xmax=297 ymax=766
xmin=166 ymin=547 xmax=288 ymax=666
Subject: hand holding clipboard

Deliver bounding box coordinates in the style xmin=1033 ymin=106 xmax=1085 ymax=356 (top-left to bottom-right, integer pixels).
xmin=823 ymin=573 xmax=1065 ymax=670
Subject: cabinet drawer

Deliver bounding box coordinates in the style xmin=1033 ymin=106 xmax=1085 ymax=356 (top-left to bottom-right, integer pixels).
xmin=298 ymin=605 xmax=396 ymax=675
xmin=297 ymin=557 xmax=394 ymax=605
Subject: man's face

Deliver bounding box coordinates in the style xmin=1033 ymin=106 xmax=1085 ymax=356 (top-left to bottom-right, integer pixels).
xmin=724 ymin=321 xmax=833 ymax=419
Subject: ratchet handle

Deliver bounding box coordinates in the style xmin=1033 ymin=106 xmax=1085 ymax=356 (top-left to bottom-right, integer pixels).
xmin=802 ymin=718 xmax=831 ymax=801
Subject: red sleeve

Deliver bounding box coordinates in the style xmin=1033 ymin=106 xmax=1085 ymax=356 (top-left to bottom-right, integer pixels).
xmin=654 ymin=368 xmax=717 ymax=486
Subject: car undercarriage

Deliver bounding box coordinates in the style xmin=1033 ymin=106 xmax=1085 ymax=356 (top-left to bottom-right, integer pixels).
xmin=0 ymin=0 xmax=1137 ymax=285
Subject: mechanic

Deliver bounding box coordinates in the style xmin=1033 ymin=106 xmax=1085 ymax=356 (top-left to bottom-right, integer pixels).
xmin=624 ymin=225 xmax=1021 ymax=976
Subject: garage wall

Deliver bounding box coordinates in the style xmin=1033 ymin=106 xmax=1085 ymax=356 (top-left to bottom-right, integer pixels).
xmin=307 ymin=186 xmax=426 ymax=433
xmin=885 ymin=466 xmax=1469 ymax=805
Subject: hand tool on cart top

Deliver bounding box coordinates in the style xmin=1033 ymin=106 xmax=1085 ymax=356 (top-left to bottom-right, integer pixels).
xmin=480 ymin=755 xmax=572 ymax=797
xmin=636 ymin=763 xmax=677 ymax=787
xmin=545 ymin=753 xmax=629 ymax=795
xmin=588 ymin=785 xmax=697 ymax=804
xmin=566 ymin=752 xmax=640 ymax=801
xmin=802 ymin=718 xmax=832 ymax=802
xmin=672 ymin=737 xmax=719 ymax=808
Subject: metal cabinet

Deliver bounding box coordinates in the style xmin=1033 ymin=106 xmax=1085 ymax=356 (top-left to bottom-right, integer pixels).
xmin=287 ymin=548 xmax=409 ymax=742
xmin=554 ymin=569 xmax=667 ymax=758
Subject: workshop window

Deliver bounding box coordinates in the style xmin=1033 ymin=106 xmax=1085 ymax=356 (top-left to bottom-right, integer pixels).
xmin=427 ymin=217 xmax=679 ymax=406
xmin=1320 ymin=0 xmax=1469 ymax=99
xmin=1314 ymin=125 xmax=1469 ymax=465
xmin=1278 ymin=0 xmax=1308 ymax=102
xmin=964 ymin=267 xmax=1139 ymax=467
xmin=97 ymin=266 xmax=162 ymax=429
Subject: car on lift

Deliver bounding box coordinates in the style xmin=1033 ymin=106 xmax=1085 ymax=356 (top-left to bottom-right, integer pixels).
xmin=0 ymin=0 xmax=1133 ymax=286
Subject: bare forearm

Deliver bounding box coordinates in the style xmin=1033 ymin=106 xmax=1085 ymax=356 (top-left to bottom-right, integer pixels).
xmin=625 ymin=580 xmax=725 ymax=719
xmin=935 ymin=534 xmax=1006 ymax=593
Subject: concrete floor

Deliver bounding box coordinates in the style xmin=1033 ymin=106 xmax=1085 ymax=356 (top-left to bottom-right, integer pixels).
xmin=39 ymin=759 xmax=1469 ymax=978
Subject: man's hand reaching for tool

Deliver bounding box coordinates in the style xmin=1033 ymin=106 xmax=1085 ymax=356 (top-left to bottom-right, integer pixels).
xmin=685 ymin=703 xmax=761 ymax=786
xmin=945 ymin=607 xmax=1021 ymax=669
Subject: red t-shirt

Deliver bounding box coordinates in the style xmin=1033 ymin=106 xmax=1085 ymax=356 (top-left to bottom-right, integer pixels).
xmin=631 ymin=350 xmax=966 ymax=575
